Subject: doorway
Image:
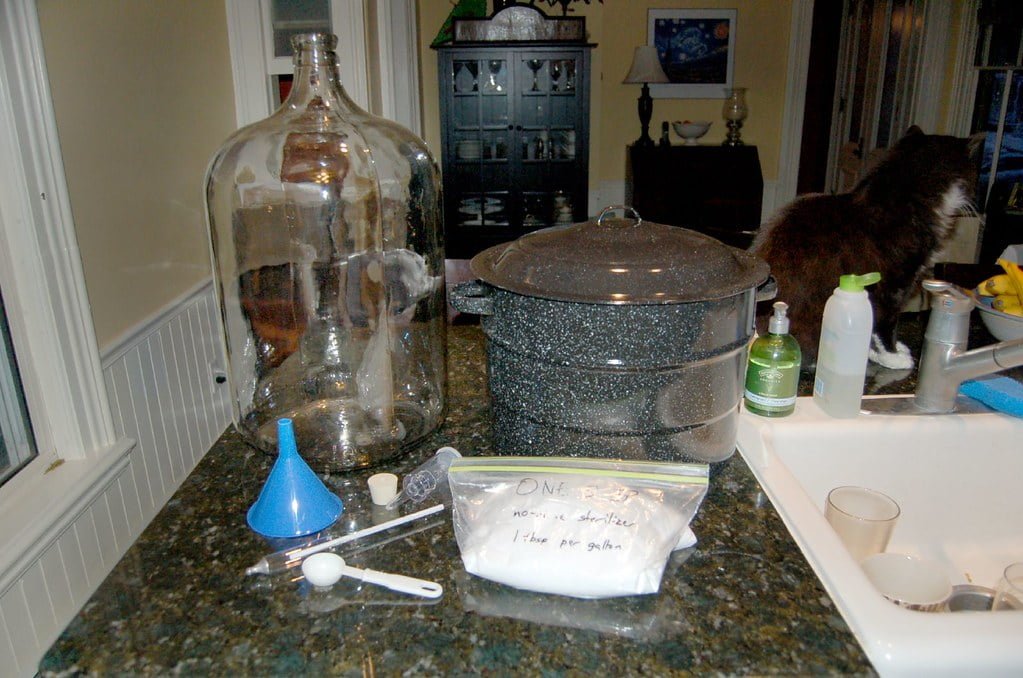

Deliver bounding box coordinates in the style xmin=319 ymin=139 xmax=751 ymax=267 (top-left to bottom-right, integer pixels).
xmin=797 ymin=0 xmax=940 ymax=195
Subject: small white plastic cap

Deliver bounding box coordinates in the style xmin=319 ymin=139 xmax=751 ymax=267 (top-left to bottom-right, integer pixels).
xmin=368 ymin=472 xmax=399 ymax=506
xmin=434 ymin=446 xmax=462 ymax=462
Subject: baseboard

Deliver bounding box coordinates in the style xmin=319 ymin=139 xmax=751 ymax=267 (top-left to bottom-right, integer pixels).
xmin=0 ymin=280 xmax=231 ymax=676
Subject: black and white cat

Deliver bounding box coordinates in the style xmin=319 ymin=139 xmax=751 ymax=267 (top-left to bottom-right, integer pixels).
xmin=751 ymin=126 xmax=983 ymax=369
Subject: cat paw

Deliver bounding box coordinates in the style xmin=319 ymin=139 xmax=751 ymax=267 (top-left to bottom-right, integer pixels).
xmin=868 ymin=335 xmax=915 ymax=370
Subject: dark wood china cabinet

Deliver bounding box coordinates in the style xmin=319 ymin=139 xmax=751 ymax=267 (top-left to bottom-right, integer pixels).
xmin=434 ymin=7 xmax=593 ymax=259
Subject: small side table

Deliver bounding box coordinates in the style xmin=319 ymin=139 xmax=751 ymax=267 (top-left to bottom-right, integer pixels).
xmin=627 ymin=144 xmax=764 ymax=249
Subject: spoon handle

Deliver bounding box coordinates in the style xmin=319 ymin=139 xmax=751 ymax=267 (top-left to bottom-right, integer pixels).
xmin=353 ymin=567 xmax=444 ymax=598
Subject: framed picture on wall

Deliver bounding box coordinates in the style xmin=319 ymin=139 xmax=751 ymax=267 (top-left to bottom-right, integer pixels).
xmin=647 ymin=9 xmax=736 ymax=99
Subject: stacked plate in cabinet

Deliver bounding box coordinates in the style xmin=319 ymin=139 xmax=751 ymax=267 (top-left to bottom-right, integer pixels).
xmin=459 ymin=197 xmax=504 ymax=226
xmin=456 ymin=140 xmax=482 ymax=160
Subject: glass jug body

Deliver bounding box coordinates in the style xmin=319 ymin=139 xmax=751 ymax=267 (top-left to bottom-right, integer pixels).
xmin=205 ymin=33 xmax=446 ymax=471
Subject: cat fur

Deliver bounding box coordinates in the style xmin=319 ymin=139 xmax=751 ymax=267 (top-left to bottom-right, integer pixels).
xmin=750 ymin=126 xmax=983 ymax=369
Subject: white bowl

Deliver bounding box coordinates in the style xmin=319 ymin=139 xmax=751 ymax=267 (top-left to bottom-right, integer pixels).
xmin=974 ymin=291 xmax=1023 ymax=341
xmin=861 ymin=552 xmax=952 ymax=612
xmin=672 ymin=120 xmax=711 ymax=145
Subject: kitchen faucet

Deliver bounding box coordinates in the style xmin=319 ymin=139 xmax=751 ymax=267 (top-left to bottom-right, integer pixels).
xmin=914 ymin=279 xmax=1023 ymax=413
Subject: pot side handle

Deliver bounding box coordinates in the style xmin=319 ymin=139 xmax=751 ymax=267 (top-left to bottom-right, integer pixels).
xmin=756 ymin=275 xmax=778 ymax=303
xmin=449 ymin=280 xmax=494 ymax=316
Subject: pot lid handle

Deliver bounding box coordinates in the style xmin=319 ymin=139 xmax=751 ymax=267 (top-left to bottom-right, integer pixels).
xmin=596 ymin=204 xmax=642 ymax=226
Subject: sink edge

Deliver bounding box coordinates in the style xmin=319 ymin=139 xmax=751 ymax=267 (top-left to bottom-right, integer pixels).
xmin=736 ymin=399 xmax=1023 ymax=675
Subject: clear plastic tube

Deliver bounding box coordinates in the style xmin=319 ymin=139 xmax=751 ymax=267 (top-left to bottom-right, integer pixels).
xmin=245 ymin=503 xmax=444 ymax=576
xmin=385 ymin=446 xmax=462 ymax=510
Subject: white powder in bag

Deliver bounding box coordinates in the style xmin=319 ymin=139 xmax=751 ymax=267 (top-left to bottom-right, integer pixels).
xmin=454 ymin=475 xmax=693 ymax=599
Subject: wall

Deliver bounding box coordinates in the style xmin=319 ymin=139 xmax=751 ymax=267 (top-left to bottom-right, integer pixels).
xmin=38 ymin=0 xmax=791 ymax=350
xmin=417 ymin=0 xmax=794 ymax=216
xmin=37 ymin=0 xmax=236 ymax=351
xmin=32 ymin=0 xmax=977 ymax=353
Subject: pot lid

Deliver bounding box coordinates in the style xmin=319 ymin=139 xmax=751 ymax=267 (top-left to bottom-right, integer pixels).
xmin=470 ymin=205 xmax=770 ymax=304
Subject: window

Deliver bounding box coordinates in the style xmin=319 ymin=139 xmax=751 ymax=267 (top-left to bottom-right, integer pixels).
xmin=0 ymin=286 xmax=37 ymax=486
xmin=269 ymin=0 xmax=331 ymax=103
xmin=225 ymin=0 xmax=421 ymax=133
xmin=971 ymin=0 xmax=1023 ymax=207
xmin=271 ymin=0 xmax=331 ymax=58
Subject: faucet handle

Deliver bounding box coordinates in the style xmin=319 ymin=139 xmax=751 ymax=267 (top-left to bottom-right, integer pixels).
xmin=922 ymin=279 xmax=975 ymax=313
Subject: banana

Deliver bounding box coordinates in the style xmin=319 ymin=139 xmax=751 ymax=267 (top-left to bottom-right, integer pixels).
xmin=996 ymin=258 xmax=1023 ymax=300
xmin=980 ymin=274 xmax=1016 ymax=296
xmin=992 ymin=295 xmax=1022 ymax=314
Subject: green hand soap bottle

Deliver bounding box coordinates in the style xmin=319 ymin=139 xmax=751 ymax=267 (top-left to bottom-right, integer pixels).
xmin=744 ymin=301 xmax=802 ymax=417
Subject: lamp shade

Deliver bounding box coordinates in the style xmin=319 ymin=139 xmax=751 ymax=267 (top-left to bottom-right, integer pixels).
xmin=623 ymin=46 xmax=670 ymax=84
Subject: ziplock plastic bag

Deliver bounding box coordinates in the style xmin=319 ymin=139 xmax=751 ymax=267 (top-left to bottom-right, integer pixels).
xmin=449 ymin=456 xmax=709 ymax=599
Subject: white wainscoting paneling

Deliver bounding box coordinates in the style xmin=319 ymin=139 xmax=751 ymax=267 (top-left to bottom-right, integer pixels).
xmin=0 ymin=281 xmax=230 ymax=677
xmin=101 ymin=280 xmax=232 ymax=525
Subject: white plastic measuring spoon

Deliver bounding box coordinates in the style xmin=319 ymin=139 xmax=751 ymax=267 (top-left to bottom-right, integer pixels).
xmin=301 ymin=552 xmax=443 ymax=598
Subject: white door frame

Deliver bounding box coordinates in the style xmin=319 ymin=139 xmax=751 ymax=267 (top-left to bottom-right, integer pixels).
xmin=774 ymin=0 xmax=815 ymax=209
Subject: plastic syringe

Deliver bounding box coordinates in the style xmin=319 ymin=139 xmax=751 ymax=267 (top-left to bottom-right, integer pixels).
xmin=245 ymin=503 xmax=445 ymax=576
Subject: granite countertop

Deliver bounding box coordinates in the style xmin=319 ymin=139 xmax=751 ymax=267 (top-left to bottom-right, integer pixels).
xmin=43 ymin=313 xmax=988 ymax=675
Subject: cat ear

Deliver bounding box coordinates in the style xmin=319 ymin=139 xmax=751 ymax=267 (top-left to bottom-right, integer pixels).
xmin=903 ymin=125 xmax=924 ymax=137
xmin=967 ymin=131 xmax=987 ymax=159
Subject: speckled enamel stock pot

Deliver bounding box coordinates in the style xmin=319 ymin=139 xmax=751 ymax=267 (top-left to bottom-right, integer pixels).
xmin=449 ymin=206 xmax=774 ymax=465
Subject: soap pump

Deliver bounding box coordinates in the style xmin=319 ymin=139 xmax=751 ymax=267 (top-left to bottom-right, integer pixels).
xmin=813 ymin=272 xmax=881 ymax=418
xmin=744 ymin=301 xmax=802 ymax=417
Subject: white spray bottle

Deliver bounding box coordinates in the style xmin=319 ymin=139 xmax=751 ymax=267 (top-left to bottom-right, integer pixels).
xmin=813 ymin=272 xmax=881 ymax=418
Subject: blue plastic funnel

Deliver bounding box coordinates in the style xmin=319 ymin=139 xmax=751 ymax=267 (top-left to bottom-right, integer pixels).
xmin=246 ymin=418 xmax=343 ymax=538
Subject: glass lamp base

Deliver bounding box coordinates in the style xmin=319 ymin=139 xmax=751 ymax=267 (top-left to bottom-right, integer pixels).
xmin=723 ymin=120 xmax=745 ymax=146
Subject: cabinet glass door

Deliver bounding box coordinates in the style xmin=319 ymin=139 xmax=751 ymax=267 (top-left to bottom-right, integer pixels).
xmin=450 ymin=57 xmax=511 ymax=231
xmin=516 ymin=53 xmax=581 ymax=228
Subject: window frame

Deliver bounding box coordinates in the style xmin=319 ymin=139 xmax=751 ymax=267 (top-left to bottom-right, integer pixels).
xmin=0 ymin=0 xmax=128 ymax=591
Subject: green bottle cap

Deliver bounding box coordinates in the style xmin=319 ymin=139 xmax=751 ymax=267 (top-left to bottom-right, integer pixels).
xmin=838 ymin=272 xmax=881 ymax=292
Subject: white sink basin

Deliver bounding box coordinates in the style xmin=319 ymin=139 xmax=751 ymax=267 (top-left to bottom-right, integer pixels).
xmin=736 ymin=396 xmax=1023 ymax=676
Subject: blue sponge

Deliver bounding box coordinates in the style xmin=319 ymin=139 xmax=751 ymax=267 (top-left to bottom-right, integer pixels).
xmin=960 ymin=376 xmax=1023 ymax=418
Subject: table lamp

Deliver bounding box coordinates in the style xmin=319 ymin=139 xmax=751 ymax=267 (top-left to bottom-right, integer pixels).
xmin=722 ymin=87 xmax=749 ymax=146
xmin=623 ymin=46 xmax=670 ymax=148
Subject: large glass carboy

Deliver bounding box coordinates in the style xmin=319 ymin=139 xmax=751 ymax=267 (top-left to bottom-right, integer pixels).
xmin=205 ymin=33 xmax=446 ymax=471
